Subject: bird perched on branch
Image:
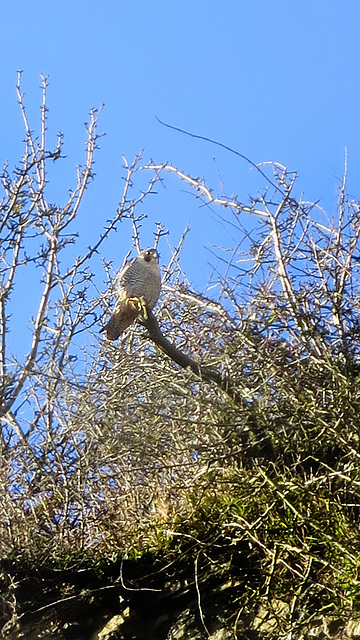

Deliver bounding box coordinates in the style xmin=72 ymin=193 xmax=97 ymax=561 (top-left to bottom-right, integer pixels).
xmin=102 ymin=248 xmax=161 ymax=340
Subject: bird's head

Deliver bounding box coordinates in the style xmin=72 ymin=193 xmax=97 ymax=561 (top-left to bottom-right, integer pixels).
xmin=140 ymin=248 xmax=159 ymax=264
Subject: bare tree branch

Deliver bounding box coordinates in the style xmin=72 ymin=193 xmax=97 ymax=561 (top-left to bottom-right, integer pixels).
xmin=142 ymin=310 xmax=246 ymax=407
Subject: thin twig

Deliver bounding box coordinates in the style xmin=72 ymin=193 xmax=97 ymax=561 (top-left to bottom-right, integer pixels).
xmin=194 ymin=554 xmax=211 ymax=637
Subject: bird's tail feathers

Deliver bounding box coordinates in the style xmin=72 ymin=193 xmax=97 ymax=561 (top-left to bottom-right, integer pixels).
xmin=101 ymin=298 xmax=143 ymax=341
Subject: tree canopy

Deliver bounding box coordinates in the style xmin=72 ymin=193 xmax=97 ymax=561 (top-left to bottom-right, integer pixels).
xmin=1 ymin=76 xmax=360 ymax=639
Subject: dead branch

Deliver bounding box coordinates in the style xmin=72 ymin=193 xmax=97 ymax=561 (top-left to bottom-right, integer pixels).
xmin=143 ymin=310 xmax=246 ymax=407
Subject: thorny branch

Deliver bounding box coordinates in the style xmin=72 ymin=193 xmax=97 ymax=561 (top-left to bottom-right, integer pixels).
xmin=143 ymin=160 xmax=360 ymax=363
xmin=0 ymin=79 xmax=158 ymax=421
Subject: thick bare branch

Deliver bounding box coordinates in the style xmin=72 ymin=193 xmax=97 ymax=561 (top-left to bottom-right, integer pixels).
xmin=142 ymin=310 xmax=246 ymax=407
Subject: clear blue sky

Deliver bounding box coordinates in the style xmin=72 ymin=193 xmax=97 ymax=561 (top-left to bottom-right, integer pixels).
xmin=1 ymin=1 xmax=360 ymax=337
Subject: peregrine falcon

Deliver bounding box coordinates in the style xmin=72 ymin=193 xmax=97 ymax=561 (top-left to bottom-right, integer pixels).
xmin=102 ymin=248 xmax=161 ymax=340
